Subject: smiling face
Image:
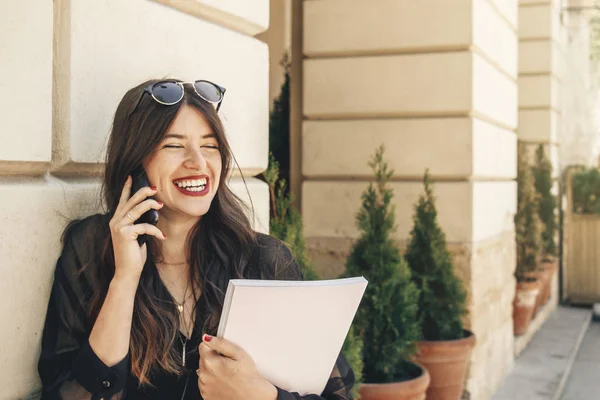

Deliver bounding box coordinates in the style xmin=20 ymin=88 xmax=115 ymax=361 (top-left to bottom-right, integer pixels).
xmin=143 ymin=104 xmax=223 ymax=221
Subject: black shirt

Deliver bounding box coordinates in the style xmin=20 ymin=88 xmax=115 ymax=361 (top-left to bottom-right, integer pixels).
xmin=38 ymin=214 xmax=355 ymax=399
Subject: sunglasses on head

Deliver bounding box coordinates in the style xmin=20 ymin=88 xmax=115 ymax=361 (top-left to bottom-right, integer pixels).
xmin=129 ymin=80 xmax=226 ymax=117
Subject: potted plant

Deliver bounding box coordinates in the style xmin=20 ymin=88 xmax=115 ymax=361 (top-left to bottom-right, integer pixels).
xmin=345 ymin=145 xmax=430 ymax=400
xmin=513 ymin=143 xmax=543 ymax=335
xmin=404 ymin=170 xmax=475 ymax=400
xmin=264 ymin=154 xmax=320 ymax=280
xmin=532 ymin=144 xmax=558 ymax=306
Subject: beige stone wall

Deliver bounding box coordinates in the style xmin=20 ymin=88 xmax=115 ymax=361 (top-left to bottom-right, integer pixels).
xmin=518 ymin=0 xmax=563 ymax=170
xmin=518 ymin=0 xmax=565 ymax=337
xmin=301 ymin=1 xmax=518 ymax=399
xmin=559 ymin=5 xmax=600 ymax=167
xmin=256 ymin=0 xmax=292 ymax=108
xmin=0 ymin=1 xmax=270 ymax=398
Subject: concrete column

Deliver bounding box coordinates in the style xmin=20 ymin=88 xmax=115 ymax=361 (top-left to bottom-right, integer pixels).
xmin=301 ymin=1 xmax=518 ymax=399
xmin=256 ymin=0 xmax=292 ymax=108
xmin=518 ymin=0 xmax=563 ymax=172
xmin=0 ymin=0 xmax=270 ymax=397
xmin=556 ymin=0 xmax=600 ymax=166
xmin=516 ymin=0 xmax=578 ymax=351
xmin=518 ymin=0 xmax=567 ymax=316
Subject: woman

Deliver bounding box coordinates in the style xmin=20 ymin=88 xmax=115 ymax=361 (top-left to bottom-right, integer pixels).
xmin=38 ymin=79 xmax=355 ymax=400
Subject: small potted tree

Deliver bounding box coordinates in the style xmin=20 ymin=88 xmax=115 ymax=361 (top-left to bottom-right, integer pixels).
xmin=345 ymin=145 xmax=430 ymax=400
xmin=513 ymin=143 xmax=543 ymax=335
xmin=532 ymin=144 xmax=558 ymax=306
xmin=404 ymin=170 xmax=475 ymax=400
xmin=264 ymin=154 xmax=320 ymax=280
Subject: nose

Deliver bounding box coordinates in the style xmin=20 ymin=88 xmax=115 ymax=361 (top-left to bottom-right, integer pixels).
xmin=183 ymin=147 xmax=208 ymax=170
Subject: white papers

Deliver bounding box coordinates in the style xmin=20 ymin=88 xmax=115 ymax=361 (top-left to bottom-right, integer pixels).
xmin=217 ymin=277 xmax=368 ymax=396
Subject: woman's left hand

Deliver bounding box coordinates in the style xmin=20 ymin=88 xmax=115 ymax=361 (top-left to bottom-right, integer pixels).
xmin=197 ymin=335 xmax=278 ymax=400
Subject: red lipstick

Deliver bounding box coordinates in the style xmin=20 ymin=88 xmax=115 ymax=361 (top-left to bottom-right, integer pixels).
xmin=172 ymin=175 xmax=210 ymax=197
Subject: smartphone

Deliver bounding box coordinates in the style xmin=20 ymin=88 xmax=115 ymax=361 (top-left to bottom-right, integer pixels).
xmin=130 ymin=165 xmax=159 ymax=246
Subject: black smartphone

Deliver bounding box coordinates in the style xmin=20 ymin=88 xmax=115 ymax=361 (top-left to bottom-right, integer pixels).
xmin=130 ymin=165 xmax=159 ymax=246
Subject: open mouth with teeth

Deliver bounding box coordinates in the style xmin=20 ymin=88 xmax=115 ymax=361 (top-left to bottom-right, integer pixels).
xmin=173 ymin=177 xmax=209 ymax=195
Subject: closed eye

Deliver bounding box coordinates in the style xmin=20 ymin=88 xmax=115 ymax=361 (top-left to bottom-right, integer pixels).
xmin=203 ymin=145 xmax=220 ymax=150
xmin=163 ymin=144 xmax=183 ymax=149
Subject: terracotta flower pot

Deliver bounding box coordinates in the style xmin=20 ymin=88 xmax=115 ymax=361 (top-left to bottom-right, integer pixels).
xmin=359 ymin=362 xmax=430 ymax=400
xmin=540 ymin=259 xmax=557 ymax=305
xmin=513 ymin=279 xmax=540 ymax=336
xmin=413 ymin=330 xmax=476 ymax=400
xmin=522 ymin=271 xmax=544 ymax=317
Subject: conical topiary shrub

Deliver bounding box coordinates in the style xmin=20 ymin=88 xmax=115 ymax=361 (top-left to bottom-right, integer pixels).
xmin=264 ymin=154 xmax=320 ymax=281
xmin=404 ymin=170 xmax=467 ymax=341
xmin=404 ymin=170 xmax=474 ymax=400
xmin=269 ymin=54 xmax=291 ymax=186
xmin=344 ymin=145 xmax=424 ymax=387
xmin=515 ymin=144 xmax=543 ymax=280
xmin=532 ymin=145 xmax=558 ymax=305
xmin=513 ymin=142 xmax=543 ymax=335
xmin=533 ymin=145 xmax=557 ymax=259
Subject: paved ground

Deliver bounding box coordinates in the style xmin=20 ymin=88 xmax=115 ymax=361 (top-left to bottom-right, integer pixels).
xmin=492 ymin=306 xmax=591 ymax=400
xmin=560 ymin=320 xmax=600 ymax=399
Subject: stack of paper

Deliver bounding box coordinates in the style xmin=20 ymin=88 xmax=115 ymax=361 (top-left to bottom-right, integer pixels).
xmin=217 ymin=277 xmax=368 ymax=396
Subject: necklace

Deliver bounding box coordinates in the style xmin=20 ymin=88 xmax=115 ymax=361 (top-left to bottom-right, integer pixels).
xmin=175 ymin=278 xmax=194 ymax=366
xmin=160 ymin=259 xmax=189 ymax=266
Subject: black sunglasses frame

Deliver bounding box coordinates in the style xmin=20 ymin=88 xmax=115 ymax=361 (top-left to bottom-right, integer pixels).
xmin=128 ymin=80 xmax=226 ymax=117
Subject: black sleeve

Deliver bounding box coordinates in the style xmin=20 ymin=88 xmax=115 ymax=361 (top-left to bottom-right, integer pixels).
xmin=259 ymin=235 xmax=356 ymax=400
xmin=276 ymin=354 xmax=355 ymax=400
xmin=38 ymin=220 xmax=129 ymax=400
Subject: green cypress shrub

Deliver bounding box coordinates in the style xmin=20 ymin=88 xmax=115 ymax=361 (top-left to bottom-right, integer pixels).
xmin=264 ymin=155 xmax=320 ymax=280
xmin=515 ymin=143 xmax=543 ymax=278
xmin=532 ymin=145 xmax=557 ymax=258
xmin=404 ymin=170 xmax=468 ymax=341
xmin=269 ymin=55 xmax=291 ymax=185
xmin=344 ymin=145 xmax=421 ymax=383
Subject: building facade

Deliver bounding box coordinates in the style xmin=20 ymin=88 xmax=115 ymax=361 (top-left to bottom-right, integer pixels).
xmin=1 ymin=0 xmax=598 ymax=399
xmin=277 ymin=0 xmax=596 ymax=399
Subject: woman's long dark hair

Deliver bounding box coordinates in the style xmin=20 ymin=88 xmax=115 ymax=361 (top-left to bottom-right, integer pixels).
xmin=90 ymin=79 xmax=257 ymax=385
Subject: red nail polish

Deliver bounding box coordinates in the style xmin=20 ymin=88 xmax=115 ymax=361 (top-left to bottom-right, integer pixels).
xmin=150 ymin=186 xmax=157 ymax=191
xmin=157 ymin=201 xmax=163 ymax=205
xmin=204 ymin=334 xmax=212 ymax=342
xmin=163 ymin=234 xmax=167 ymax=239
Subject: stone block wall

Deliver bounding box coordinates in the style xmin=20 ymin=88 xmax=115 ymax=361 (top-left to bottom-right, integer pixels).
xmin=300 ymin=1 xmax=518 ymax=399
xmin=511 ymin=0 xmax=573 ymax=355
xmin=0 ymin=1 xmax=270 ymax=397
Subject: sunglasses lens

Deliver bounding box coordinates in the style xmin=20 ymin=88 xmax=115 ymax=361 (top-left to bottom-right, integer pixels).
xmin=152 ymin=82 xmax=183 ymax=104
xmin=194 ymin=81 xmax=222 ymax=103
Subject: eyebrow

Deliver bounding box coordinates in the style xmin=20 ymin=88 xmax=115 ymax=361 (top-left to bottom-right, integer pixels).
xmin=163 ymin=133 xmax=216 ymax=140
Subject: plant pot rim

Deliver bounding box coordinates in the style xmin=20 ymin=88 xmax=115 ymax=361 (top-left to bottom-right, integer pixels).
xmin=516 ymin=279 xmax=540 ymax=290
xmin=516 ymin=274 xmax=539 ymax=283
xmin=416 ymin=329 xmax=475 ymax=345
xmin=360 ymin=360 xmax=431 ymax=387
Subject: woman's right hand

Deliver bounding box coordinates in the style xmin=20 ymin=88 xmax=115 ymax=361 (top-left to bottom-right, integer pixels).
xmin=109 ymin=176 xmax=165 ymax=281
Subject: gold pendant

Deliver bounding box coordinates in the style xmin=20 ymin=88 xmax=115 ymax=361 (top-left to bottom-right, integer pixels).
xmin=177 ymin=304 xmax=184 ymax=313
